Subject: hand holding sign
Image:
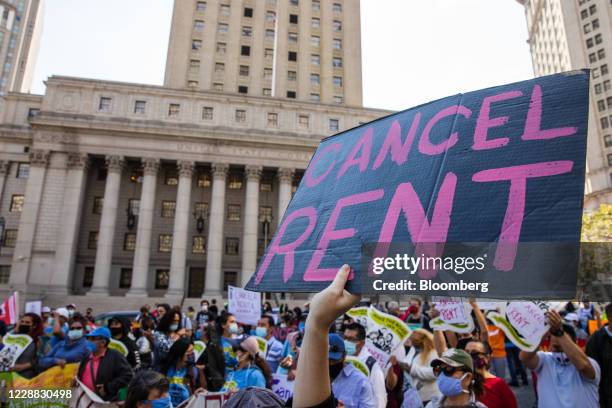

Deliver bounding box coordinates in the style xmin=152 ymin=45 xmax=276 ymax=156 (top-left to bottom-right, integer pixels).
xmin=487 ymin=301 xmax=549 ymax=351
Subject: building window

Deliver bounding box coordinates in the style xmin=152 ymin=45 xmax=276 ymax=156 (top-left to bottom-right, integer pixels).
xmin=311 ymin=36 xmax=320 ymax=47
xmin=238 ymin=85 xmax=248 ymax=94
xmin=593 ymin=68 xmax=600 ymax=78
xmin=168 ymin=103 xmax=180 ymax=117
xmin=158 ymin=235 xmax=173 ymax=253
xmin=215 ymin=62 xmax=225 ymax=72
xmin=288 ymin=70 xmax=297 ymax=81
xmin=333 ymin=57 xmax=343 ymax=68
xmin=312 ymin=0 xmax=320 ymax=11
xmin=194 ymin=20 xmax=205 ymax=32
xmin=604 ymin=80 xmax=611 ymax=91
xmin=0 ymin=266 xmax=9 ymax=284
xmin=595 ymin=83 xmax=603 ymax=94
xmin=124 ymin=233 xmax=136 ymax=251
xmin=128 ymin=198 xmax=140 ymax=216
xmin=260 ymin=178 xmax=273 ymax=192
xmin=228 ymin=204 xmax=241 ymax=221
xmin=192 ymin=236 xmax=206 ymax=254
xmin=329 ymin=118 xmax=339 ymax=132
xmin=213 ymin=83 xmax=223 ymax=91
xmin=3 ymin=229 xmax=17 ymax=248
xmin=119 ymin=268 xmax=132 ymax=289
xmin=581 ymin=9 xmax=589 ymax=19
xmin=333 ymin=76 xmax=343 ymax=87
xmin=189 ymin=60 xmax=200 ymax=73
xmin=155 ymin=269 xmax=170 ymax=289
xmin=608 ymin=154 xmax=612 ymax=166
xmin=311 ymin=54 xmax=320 ymax=65
xmin=595 ymin=34 xmax=602 ymax=44
xmin=602 ymin=64 xmax=609 ymax=76
xmin=312 ymin=18 xmax=320 ymax=28
xmin=265 ymin=48 xmax=273 ymax=58
xmin=202 ymin=106 xmax=213 ymax=120
xmin=242 ymin=26 xmax=252 ymax=37
xmin=589 ymin=4 xmax=597 ymax=14
xmin=589 ymin=52 xmax=597 ymax=63
xmin=264 ymin=68 xmax=273 ymax=78
xmin=604 ymin=134 xmax=612 ymax=147
xmin=93 ymin=197 xmax=104 ymax=214
xmin=601 ymin=117 xmax=610 ymax=129
xmin=289 ymin=32 xmax=298 ymax=43
xmin=162 ymin=201 xmax=176 ymax=218
xmin=244 ymin=7 xmax=253 ymax=17
xmin=333 ymin=20 xmax=342 ymax=31
xmin=134 ymin=100 xmax=146 ymax=114
xmin=16 ymin=163 xmax=29 ymax=179
xmin=241 ymin=45 xmax=251 ymax=56
xmin=235 ymin=109 xmax=247 ymax=122
xmin=289 ymin=14 xmax=298 ymax=24
xmin=592 ymin=19 xmax=600 ymax=29
xmin=334 ymin=96 xmax=343 ymax=104
xmin=98 ymin=97 xmax=112 ymax=112
xmin=196 ymin=1 xmax=206 ymax=12
xmin=310 ymin=73 xmax=320 ymax=85
xmin=310 ymin=93 xmax=320 ymax=102
xmin=239 ymin=65 xmax=249 ymax=76
xmin=225 ymin=238 xmax=240 ymax=255
xmin=299 ymin=114 xmax=310 ymax=128
xmin=218 ymin=23 xmax=228 ymax=34
xmin=267 ymin=112 xmax=278 ymax=127
xmin=587 ymin=38 xmax=594 ymax=48
xmin=266 ymin=11 xmax=276 ymax=22
xmin=83 ymin=267 xmax=94 ymax=288
xmin=192 ymin=39 xmax=202 ymax=50
xmin=216 ymin=42 xmax=227 ymax=53
xmin=263 ymin=88 xmax=272 ymax=96
xmin=287 ymin=90 xmax=297 ymax=99
xmin=598 ymin=100 xmax=606 ymax=111
xmin=584 ymin=23 xmax=591 ymax=34
xmin=223 ymin=271 xmax=237 ymax=291
xmin=260 ymin=206 xmax=273 ymax=222
xmin=194 ymin=202 xmax=209 ymax=217
xmin=220 ymin=4 xmax=231 ymax=16
xmin=88 ymin=231 xmax=99 ymax=249
xmin=10 ymin=195 xmax=24 ymax=212
xmin=290 ymin=0 xmax=299 ymax=5
xmin=165 ymin=169 xmax=179 ymax=185
xmin=266 ymin=29 xmax=275 ymax=40
xmin=598 ymin=49 xmax=605 ymax=59
xmin=333 ymin=3 xmax=342 ymax=12
xmin=288 ymin=51 xmax=297 ymax=61
xmin=228 ymin=174 xmax=243 ymax=189
xmin=28 ymin=108 xmax=40 ymax=118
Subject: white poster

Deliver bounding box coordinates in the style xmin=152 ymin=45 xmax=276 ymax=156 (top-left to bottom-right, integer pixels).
xmin=365 ymin=306 xmax=411 ymax=369
xmin=430 ymin=297 xmax=474 ymax=334
xmin=227 ymin=285 xmax=261 ymax=326
xmin=0 ymin=334 xmax=33 ymax=371
xmin=488 ymin=301 xmax=550 ymax=352
xmin=271 ymin=373 xmax=294 ymax=402
xmin=25 ymin=300 xmax=42 ymax=316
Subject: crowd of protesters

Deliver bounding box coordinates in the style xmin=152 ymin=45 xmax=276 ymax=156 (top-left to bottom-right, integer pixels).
xmin=0 ymin=275 xmax=610 ymax=407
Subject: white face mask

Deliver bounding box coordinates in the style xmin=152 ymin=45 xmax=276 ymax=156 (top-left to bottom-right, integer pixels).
xmin=229 ymin=323 xmax=239 ymax=334
xmin=201 ymin=305 xmax=208 ymax=312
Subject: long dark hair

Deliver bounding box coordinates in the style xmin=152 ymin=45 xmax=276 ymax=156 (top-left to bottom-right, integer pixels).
xmin=216 ymin=312 xmax=234 ymax=336
xmin=253 ymin=354 xmax=273 ymax=389
xmin=161 ymin=337 xmax=191 ymax=375
xmin=23 ymin=313 xmax=43 ymax=342
xmin=124 ymin=370 xmax=169 ymax=408
xmin=157 ymin=309 xmax=181 ymax=334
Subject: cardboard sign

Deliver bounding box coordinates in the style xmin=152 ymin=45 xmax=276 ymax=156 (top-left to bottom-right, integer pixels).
xmin=346 ymin=356 xmax=371 ymax=377
xmin=365 ymin=306 xmax=411 ymax=369
xmin=193 ymin=340 xmax=206 ymax=362
xmin=254 ymin=336 xmax=268 ymax=356
xmin=246 ymin=72 xmax=589 ymax=298
xmin=108 ymin=338 xmax=128 ymax=357
xmin=25 ymin=300 xmax=42 ymax=316
xmin=2 ymin=364 xmax=80 ymax=408
xmin=346 ymin=306 xmax=369 ymax=329
xmin=227 ymin=286 xmax=261 ymax=326
xmin=0 ymin=334 xmax=32 ymax=371
xmin=488 ymin=301 xmax=550 ymax=351
xmin=430 ymin=298 xmax=475 ymax=334
xmin=271 ymin=373 xmax=295 ymax=402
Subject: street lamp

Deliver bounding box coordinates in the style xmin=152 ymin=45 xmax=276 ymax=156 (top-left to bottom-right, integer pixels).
xmin=259 ymin=213 xmax=273 ymax=248
xmin=193 ymin=208 xmax=208 ymax=234
xmin=126 ymin=207 xmax=136 ymax=230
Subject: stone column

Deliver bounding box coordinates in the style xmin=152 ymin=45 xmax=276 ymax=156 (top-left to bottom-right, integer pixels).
xmin=9 ymin=150 xmax=49 ymax=288
xmin=0 ymin=161 xmax=10 ymax=202
xmin=89 ymin=155 xmax=124 ymax=295
xmin=204 ymin=163 xmax=228 ymax=295
xmin=241 ymin=166 xmax=262 ymax=287
xmin=128 ymin=158 xmax=160 ymax=296
xmin=277 ymin=168 xmax=294 ymax=223
xmin=49 ymin=153 xmax=89 ymax=294
xmin=166 ymin=160 xmax=194 ymax=298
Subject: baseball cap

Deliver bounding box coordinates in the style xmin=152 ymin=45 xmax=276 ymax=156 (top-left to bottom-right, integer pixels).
xmin=66 ymin=303 xmax=77 ymax=309
xmin=328 ymin=333 xmax=345 ymax=360
xmin=86 ymin=327 xmax=111 ymax=340
xmin=431 ymin=348 xmax=474 ymax=372
xmin=236 ymin=336 xmax=260 ymax=358
xmin=55 ymin=307 xmax=70 ymax=319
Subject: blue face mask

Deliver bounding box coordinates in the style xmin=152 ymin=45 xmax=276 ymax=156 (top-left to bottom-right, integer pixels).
xmin=436 ymin=372 xmax=468 ymax=397
xmin=344 ymin=340 xmax=357 ymax=356
xmin=255 ymin=327 xmax=268 ymax=338
xmin=298 ymin=322 xmax=305 ymax=333
xmin=148 ymin=396 xmax=173 ymax=408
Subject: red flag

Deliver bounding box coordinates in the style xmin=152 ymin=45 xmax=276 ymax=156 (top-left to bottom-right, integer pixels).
xmin=0 ymin=291 xmax=18 ymax=325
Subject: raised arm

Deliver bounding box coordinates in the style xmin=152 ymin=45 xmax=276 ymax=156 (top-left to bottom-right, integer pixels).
xmin=548 ymin=310 xmax=596 ymax=379
xmin=293 ymin=265 xmax=360 ymax=407
xmin=469 ymin=299 xmax=489 ymax=342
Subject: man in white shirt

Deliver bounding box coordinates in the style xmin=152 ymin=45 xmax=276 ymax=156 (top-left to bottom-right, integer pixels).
xmin=343 ymin=322 xmax=387 ymax=408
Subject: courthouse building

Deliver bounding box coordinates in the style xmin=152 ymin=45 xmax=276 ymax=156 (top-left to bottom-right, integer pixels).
xmin=0 ymin=0 xmax=388 ymax=308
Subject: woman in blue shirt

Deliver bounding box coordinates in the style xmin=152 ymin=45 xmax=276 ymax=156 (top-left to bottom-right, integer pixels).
xmin=223 ymin=336 xmax=272 ymax=392
xmin=217 ymin=312 xmax=239 ymax=373
xmin=160 ymin=338 xmax=205 ymax=407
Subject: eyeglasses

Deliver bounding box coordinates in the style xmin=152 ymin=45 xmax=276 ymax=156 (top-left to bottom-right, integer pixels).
xmin=433 ymin=365 xmax=467 ymax=377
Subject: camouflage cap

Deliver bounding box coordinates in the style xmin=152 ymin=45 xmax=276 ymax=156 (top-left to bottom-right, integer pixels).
xmin=431 ymin=348 xmax=474 ymax=372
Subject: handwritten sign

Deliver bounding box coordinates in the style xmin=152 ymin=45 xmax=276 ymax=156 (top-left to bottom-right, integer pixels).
xmin=430 ymin=298 xmax=474 ymax=334
xmin=0 ymin=334 xmax=32 ymax=371
xmin=271 ymin=373 xmax=294 ymax=402
xmin=365 ymin=306 xmax=411 ymax=369
xmin=228 ymin=286 xmax=261 ymax=326
xmin=246 ymin=72 xmax=589 ymax=298
xmin=487 ymin=301 xmax=550 ymax=351
xmin=193 ymin=341 xmax=206 ymax=362
xmin=346 ymin=307 xmax=369 ymax=329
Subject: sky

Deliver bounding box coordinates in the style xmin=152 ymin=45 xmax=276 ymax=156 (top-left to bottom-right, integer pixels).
xmin=30 ymin=0 xmax=534 ymax=111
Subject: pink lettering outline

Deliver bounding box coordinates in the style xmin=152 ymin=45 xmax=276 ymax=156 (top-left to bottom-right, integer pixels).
xmin=521 ymin=85 xmax=577 ymax=140
xmin=337 ymin=128 xmax=373 ymax=179
xmin=372 ymin=115 xmax=421 ymax=169
xmin=473 ymin=90 xmax=523 ymax=150
xmin=418 ymin=105 xmax=472 ymax=155
xmin=304 ymin=143 xmax=342 ymax=187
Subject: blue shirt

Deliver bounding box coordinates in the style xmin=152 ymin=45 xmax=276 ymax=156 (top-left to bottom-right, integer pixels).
xmin=223 ymin=366 xmax=266 ymax=391
xmin=332 ymin=363 xmax=376 ymax=408
xmin=167 ymin=366 xmax=190 ymax=407
xmin=221 ymin=337 xmax=238 ymax=373
xmin=39 ymin=337 xmax=91 ymax=370
xmin=265 ymin=336 xmax=284 ymax=373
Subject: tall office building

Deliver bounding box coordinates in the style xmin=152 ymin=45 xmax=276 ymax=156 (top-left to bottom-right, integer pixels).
xmin=164 ymin=0 xmax=362 ymax=106
xmin=0 ymin=0 xmax=43 ymax=95
xmin=516 ymin=0 xmax=612 ymax=210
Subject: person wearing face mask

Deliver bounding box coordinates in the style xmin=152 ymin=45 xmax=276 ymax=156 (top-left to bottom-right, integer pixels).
xmin=125 ymin=370 xmax=171 ymax=408
xmin=195 ymin=300 xmax=212 ymax=332
xmin=328 ymin=333 xmax=376 ymax=408
xmin=465 ymin=340 xmax=516 ymax=408
xmin=401 ymin=329 xmax=441 ymax=406
xmin=10 ymin=313 xmax=42 ymax=378
xmin=343 ymin=322 xmax=387 ymax=408
xmin=425 ymin=348 xmax=486 ymax=408
xmin=39 ymin=316 xmax=90 ymax=370
xmin=78 ymin=327 xmax=133 ymax=401
xmin=586 ymin=302 xmax=612 ymax=408
xmin=520 ymin=309 xmax=600 ymax=408
xmin=153 ymin=310 xmax=183 ymax=370
xmin=217 ymin=312 xmax=240 ymax=375
xmin=135 ymin=316 xmax=155 ymax=370
xmin=109 ymin=317 xmax=141 ymax=369
xmin=161 ymin=338 xmax=205 ymax=407
xmin=222 ymin=336 xmax=272 ymax=391
xmin=256 ymin=315 xmax=283 ymax=373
